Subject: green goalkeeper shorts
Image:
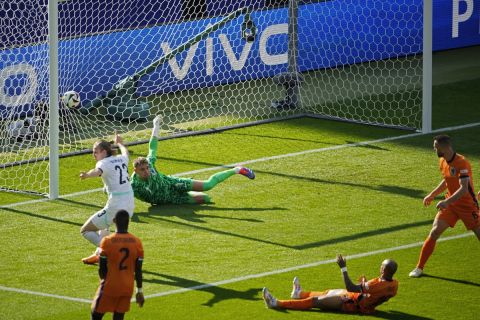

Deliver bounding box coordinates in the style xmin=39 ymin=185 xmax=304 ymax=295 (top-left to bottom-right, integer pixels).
xmin=162 ymin=176 xmax=193 ymax=204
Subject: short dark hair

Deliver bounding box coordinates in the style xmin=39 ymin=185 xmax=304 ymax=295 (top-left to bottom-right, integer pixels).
xmin=433 ymin=134 xmax=451 ymax=147
xmin=114 ymin=210 xmax=130 ymax=230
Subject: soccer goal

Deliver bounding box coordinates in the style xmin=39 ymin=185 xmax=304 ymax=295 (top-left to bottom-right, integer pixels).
xmin=0 ymin=0 xmax=431 ymax=197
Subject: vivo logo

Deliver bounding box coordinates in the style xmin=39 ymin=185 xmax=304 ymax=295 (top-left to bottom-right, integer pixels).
xmin=161 ymin=23 xmax=288 ymax=80
xmin=452 ymin=0 xmax=479 ymax=38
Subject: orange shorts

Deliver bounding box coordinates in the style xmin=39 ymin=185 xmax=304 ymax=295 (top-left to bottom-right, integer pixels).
xmin=92 ymin=287 xmax=131 ymax=314
xmin=437 ymin=205 xmax=480 ymax=230
xmin=340 ymin=292 xmax=361 ymax=313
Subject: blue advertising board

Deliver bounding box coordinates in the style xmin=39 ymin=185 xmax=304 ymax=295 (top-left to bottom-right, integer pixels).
xmin=1 ymin=0 xmax=479 ymax=119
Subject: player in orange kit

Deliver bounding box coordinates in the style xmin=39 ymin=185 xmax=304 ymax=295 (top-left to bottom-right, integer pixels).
xmin=262 ymin=254 xmax=398 ymax=314
xmin=91 ymin=210 xmax=144 ymax=320
xmin=409 ymin=135 xmax=480 ymax=278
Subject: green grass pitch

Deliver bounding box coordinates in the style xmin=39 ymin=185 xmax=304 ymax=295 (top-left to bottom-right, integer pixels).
xmin=1 ymin=71 xmax=480 ymax=318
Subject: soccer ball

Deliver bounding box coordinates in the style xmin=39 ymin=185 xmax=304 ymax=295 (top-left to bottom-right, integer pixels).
xmin=62 ymin=91 xmax=80 ymax=109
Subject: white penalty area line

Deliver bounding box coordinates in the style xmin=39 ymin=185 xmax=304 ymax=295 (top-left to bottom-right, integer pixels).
xmin=0 ymin=285 xmax=91 ymax=303
xmin=3 ymin=232 xmax=471 ymax=303
xmin=3 ymin=121 xmax=480 ymax=211
xmin=144 ymin=232 xmax=473 ymax=300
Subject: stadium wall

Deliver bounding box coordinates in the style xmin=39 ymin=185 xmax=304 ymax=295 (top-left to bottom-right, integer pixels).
xmin=1 ymin=0 xmax=479 ymax=119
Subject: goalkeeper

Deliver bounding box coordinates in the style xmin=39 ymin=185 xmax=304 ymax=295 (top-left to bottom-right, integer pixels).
xmin=131 ymin=115 xmax=255 ymax=205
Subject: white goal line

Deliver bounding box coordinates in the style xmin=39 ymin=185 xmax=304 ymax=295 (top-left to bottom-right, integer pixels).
xmin=3 ymin=120 xmax=480 ymax=211
xmin=0 ymin=232 xmax=473 ymax=303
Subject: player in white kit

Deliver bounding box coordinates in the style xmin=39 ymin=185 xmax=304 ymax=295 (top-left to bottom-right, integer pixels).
xmin=79 ymin=132 xmax=134 ymax=264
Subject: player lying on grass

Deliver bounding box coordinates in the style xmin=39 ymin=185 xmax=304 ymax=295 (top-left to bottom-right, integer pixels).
xmin=131 ymin=115 xmax=256 ymax=205
xmin=263 ymin=254 xmax=398 ymax=315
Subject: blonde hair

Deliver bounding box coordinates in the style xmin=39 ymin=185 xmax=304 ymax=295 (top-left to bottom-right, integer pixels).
xmin=133 ymin=157 xmax=149 ymax=168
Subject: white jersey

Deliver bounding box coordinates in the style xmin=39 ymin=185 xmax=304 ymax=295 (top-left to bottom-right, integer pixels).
xmin=95 ymin=155 xmax=132 ymax=195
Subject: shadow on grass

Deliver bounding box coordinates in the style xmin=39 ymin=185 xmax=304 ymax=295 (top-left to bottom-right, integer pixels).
xmin=371 ymin=310 xmax=434 ymax=320
xmin=134 ymin=204 xmax=292 ymax=248
xmin=57 ymin=198 xmax=104 ymax=210
xmin=259 ymin=171 xmax=426 ymax=200
xmin=135 ymin=204 xmax=433 ymax=250
xmin=422 ymin=274 xmax=480 ymax=287
xmin=267 ymin=308 xmax=433 ymax=319
xmin=133 ymin=157 xmax=426 ymax=200
xmin=294 ymin=219 xmax=433 ymax=250
xmin=144 ymin=204 xmax=270 ymax=223
xmin=143 ymin=270 xmax=262 ymax=307
xmin=0 ymin=207 xmax=82 ymax=227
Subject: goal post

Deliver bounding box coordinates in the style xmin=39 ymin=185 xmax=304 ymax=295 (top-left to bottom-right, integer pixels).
xmin=1 ymin=0 xmax=429 ymax=197
xmin=422 ymin=0 xmax=432 ymax=134
xmin=48 ymin=0 xmax=60 ymax=199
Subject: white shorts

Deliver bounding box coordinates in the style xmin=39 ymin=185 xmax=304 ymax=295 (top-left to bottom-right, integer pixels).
xmin=89 ymin=192 xmax=135 ymax=230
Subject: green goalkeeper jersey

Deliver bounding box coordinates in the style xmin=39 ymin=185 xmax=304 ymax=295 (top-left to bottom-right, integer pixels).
xmin=131 ymin=137 xmax=192 ymax=204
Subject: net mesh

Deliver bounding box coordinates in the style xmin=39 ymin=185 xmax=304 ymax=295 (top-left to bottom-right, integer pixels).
xmin=0 ymin=0 xmax=423 ymax=195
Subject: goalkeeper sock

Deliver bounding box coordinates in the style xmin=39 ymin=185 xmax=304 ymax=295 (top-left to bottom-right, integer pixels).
xmin=187 ymin=192 xmax=212 ymax=204
xmin=202 ymin=169 xmax=236 ymax=191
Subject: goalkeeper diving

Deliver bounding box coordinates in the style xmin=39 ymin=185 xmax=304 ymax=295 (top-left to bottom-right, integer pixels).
xmin=131 ymin=115 xmax=256 ymax=205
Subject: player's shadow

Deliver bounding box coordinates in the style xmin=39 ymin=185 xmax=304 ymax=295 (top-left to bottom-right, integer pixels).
xmin=421 ymin=274 xmax=480 ymax=287
xmin=293 ymin=219 xmax=433 ymax=250
xmin=371 ymin=310 xmax=434 ymax=320
xmin=0 ymin=206 xmax=82 ymax=227
xmin=134 ymin=204 xmax=433 ymax=250
xmin=257 ymin=170 xmax=426 ymax=200
xmin=135 ymin=204 xmax=285 ymax=224
xmin=57 ymin=198 xmax=104 ymax=210
xmin=133 ymin=205 xmax=292 ymax=248
xmin=142 ymin=270 xmax=262 ymax=307
xmin=274 ymin=309 xmax=434 ymax=319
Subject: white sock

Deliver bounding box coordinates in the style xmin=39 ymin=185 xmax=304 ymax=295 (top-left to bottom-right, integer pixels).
xmin=98 ymin=228 xmax=110 ymax=240
xmin=82 ymin=231 xmax=101 ymax=246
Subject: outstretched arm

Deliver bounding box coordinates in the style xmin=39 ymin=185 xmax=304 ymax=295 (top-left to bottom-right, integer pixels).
xmin=336 ymin=254 xmax=362 ymax=293
xmin=114 ymin=132 xmax=129 ymax=158
xmin=147 ymin=115 xmax=162 ymax=165
xmin=80 ymin=168 xmax=102 ymax=179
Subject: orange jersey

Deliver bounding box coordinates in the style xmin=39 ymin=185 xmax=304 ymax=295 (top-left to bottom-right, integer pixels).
xmin=357 ymin=277 xmax=398 ymax=313
xmin=439 ymin=153 xmax=478 ymax=209
xmin=99 ymin=232 xmax=144 ymax=297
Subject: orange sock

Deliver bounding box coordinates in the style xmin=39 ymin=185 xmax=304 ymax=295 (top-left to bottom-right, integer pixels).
xmin=299 ymin=291 xmax=327 ymax=299
xmin=417 ymin=236 xmax=436 ymax=269
xmin=278 ymin=297 xmax=315 ymax=310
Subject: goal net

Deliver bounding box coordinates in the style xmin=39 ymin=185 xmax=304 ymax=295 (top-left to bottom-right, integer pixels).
xmin=0 ymin=0 xmax=423 ymax=196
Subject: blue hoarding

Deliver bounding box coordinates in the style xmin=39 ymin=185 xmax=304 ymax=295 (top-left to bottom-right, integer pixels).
xmin=1 ymin=0 xmax=479 ymax=119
